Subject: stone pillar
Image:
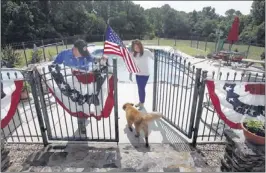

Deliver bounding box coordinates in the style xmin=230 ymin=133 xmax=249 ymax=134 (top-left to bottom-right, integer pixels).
xmin=221 ymin=129 xmax=265 ymax=172
xmin=1 ymin=138 xmax=10 ymax=172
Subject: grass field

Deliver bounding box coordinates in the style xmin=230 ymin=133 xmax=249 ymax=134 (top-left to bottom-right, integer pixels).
xmin=9 ymin=38 xmax=265 ymax=67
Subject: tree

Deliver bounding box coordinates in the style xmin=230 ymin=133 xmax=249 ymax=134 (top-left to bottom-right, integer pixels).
xmin=225 ymin=9 xmax=236 ymax=17
xmin=251 ymin=0 xmax=265 ymax=25
xmin=0 ymin=0 xmax=264 ymax=47
xmin=1 ymin=1 xmax=35 ymax=43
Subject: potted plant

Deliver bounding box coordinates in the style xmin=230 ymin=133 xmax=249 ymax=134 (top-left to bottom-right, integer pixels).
xmin=20 ymin=82 xmax=31 ymax=100
xmin=241 ymin=119 xmax=265 ymax=145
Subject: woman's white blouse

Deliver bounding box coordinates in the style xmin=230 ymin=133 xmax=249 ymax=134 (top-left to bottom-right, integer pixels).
xmin=132 ymin=48 xmax=154 ymax=76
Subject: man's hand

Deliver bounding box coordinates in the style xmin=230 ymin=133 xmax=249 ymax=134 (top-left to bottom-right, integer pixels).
xmin=100 ymin=58 xmax=107 ymax=66
xmin=99 ymin=55 xmax=108 ymax=66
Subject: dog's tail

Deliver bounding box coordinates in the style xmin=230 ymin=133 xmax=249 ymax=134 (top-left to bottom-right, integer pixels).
xmin=143 ymin=112 xmax=163 ymax=122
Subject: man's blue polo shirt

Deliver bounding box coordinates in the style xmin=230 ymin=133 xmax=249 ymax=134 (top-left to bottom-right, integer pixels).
xmin=53 ymin=49 xmax=93 ymax=70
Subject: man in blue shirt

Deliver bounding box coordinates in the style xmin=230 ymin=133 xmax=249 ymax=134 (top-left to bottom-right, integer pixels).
xmin=53 ymin=39 xmax=94 ymax=134
xmin=54 ymin=39 xmax=94 ymax=68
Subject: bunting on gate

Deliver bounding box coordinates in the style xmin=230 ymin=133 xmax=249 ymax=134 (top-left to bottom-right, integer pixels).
xmin=206 ymin=80 xmax=265 ymax=129
xmin=1 ymin=74 xmax=24 ymax=129
xmin=37 ymin=63 xmax=114 ymax=121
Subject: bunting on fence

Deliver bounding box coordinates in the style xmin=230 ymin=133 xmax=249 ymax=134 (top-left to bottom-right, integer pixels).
xmin=1 ymin=79 xmax=24 ymax=129
xmin=206 ymin=80 xmax=265 ymax=129
xmin=37 ymin=63 xmax=114 ymax=121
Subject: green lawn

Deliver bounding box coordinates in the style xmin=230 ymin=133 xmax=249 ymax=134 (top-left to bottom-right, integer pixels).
xmin=10 ymin=38 xmax=264 ymax=67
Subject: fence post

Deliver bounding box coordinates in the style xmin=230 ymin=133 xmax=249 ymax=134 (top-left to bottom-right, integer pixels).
xmin=214 ymin=39 xmax=218 ymax=52
xmin=158 ymin=38 xmax=160 ymax=46
xmin=192 ymin=70 xmax=208 ymax=147
xmin=55 ymin=39 xmax=59 ymax=54
xmin=41 ymin=40 xmax=46 ymax=61
xmin=197 ymin=37 xmax=199 ymax=49
xmin=152 ymin=50 xmax=158 ymax=111
xmin=35 ymin=70 xmax=52 ymax=139
xmin=188 ymin=68 xmax=201 ymax=138
xmin=190 ymin=36 xmax=193 ymax=47
xmin=246 ymin=43 xmax=251 ymax=58
xmin=28 ymin=70 xmax=48 ymax=146
xmin=205 ymin=38 xmax=207 ymax=52
xmin=113 ymin=58 xmax=119 ymax=144
xmin=65 ymin=38 xmax=68 ymax=49
xmin=22 ymin=42 xmax=28 ymax=67
xmin=174 ymin=37 xmax=177 ymax=46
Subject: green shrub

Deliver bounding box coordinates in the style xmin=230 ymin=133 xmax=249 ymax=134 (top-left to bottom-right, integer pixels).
xmin=1 ymin=45 xmax=21 ymax=67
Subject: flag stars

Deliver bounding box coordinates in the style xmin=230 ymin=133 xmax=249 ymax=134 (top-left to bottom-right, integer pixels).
xmin=71 ymin=92 xmax=78 ymax=98
xmin=228 ymin=98 xmax=234 ymax=102
xmin=249 ymin=109 xmax=256 ymax=116
xmin=60 ymin=83 xmax=66 ymax=90
xmin=244 ymin=108 xmax=249 ymax=114
xmin=225 ymin=86 xmax=233 ymax=91
xmin=51 ymin=66 xmax=57 ymax=73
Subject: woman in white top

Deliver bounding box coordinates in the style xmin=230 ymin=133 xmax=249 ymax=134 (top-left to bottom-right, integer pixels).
xmin=129 ymin=39 xmax=154 ymax=110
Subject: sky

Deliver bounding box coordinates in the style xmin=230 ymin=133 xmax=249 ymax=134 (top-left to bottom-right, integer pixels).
xmin=133 ymin=1 xmax=253 ymax=16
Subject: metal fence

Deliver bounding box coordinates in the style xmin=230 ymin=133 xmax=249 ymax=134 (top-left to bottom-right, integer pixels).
xmin=1 ymin=40 xmax=265 ymax=146
xmin=1 ymin=58 xmax=119 ymax=146
xmin=1 ymin=69 xmax=46 ymax=144
xmin=1 ymin=35 xmax=193 ymax=69
xmin=190 ymin=36 xmax=265 ymax=60
xmin=2 ymin=35 xmax=264 ymax=69
xmin=152 ymin=50 xmax=199 ymax=139
xmin=152 ymin=50 xmax=265 ymax=145
xmin=195 ymin=71 xmax=265 ymax=144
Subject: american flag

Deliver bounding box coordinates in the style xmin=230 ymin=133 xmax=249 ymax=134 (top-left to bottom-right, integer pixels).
xmin=103 ymin=25 xmax=140 ymax=73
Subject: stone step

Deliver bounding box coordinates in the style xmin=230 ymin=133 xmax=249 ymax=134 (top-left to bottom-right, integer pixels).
xmin=6 ymin=144 xmax=220 ymax=172
xmin=21 ymin=166 xmax=221 ymax=172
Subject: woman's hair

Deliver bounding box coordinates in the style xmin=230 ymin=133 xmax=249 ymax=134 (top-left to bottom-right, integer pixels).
xmin=131 ymin=39 xmax=144 ymax=57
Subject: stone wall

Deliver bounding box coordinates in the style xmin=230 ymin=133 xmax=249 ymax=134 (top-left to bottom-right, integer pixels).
xmin=221 ymin=129 xmax=265 ymax=172
xmin=1 ymin=139 xmax=11 ymax=172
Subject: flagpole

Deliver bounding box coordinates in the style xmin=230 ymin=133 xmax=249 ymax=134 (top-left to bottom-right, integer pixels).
xmin=102 ymin=2 xmax=110 ymax=59
xmin=102 ymin=20 xmax=109 ymax=59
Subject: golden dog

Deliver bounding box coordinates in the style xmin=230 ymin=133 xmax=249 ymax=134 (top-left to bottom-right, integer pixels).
xmin=122 ymin=102 xmax=163 ymax=147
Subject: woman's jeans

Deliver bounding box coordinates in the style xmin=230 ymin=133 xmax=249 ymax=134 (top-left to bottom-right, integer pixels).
xmin=136 ymin=75 xmax=149 ymax=103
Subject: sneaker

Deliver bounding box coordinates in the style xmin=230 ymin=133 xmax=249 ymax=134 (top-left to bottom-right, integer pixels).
xmin=135 ymin=103 xmax=141 ymax=107
xmin=138 ymin=104 xmax=144 ymax=111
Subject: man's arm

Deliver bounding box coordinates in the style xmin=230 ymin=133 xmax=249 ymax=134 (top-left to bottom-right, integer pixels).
xmin=53 ymin=51 xmax=65 ymax=64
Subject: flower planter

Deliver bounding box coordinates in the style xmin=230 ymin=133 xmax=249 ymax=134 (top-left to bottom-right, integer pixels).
xmin=241 ymin=122 xmax=265 ymax=145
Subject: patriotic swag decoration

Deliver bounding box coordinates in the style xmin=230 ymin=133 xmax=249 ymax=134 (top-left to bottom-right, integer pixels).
xmin=1 ymin=71 xmax=24 ymax=128
xmin=206 ymin=80 xmax=265 ymax=129
xmin=38 ymin=62 xmax=114 ymax=121
xmin=103 ymin=25 xmax=140 ymax=73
